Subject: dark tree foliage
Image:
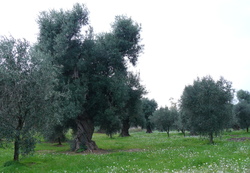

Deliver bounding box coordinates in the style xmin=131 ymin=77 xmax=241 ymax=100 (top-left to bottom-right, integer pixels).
xmin=37 ymin=4 xmax=144 ymax=151
xmin=45 ymin=125 xmax=67 ymax=145
xmin=141 ymin=98 xmax=158 ymax=133
xmin=180 ymin=76 xmax=234 ymax=144
xmin=175 ymin=110 xmax=190 ymax=136
xmin=37 ymin=3 xmax=91 ymax=151
xmin=119 ymin=73 xmax=146 ymax=137
xmin=150 ymin=107 xmax=176 ymax=137
xmin=112 ymin=16 xmax=143 ymax=66
xmin=0 ymin=36 xmax=59 ymax=161
xmin=237 ymin=90 xmax=250 ymax=103
xmin=234 ymin=90 xmax=250 ymax=132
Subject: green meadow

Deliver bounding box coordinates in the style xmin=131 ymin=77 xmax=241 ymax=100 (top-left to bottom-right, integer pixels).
xmin=1 ymin=130 xmax=250 ymax=173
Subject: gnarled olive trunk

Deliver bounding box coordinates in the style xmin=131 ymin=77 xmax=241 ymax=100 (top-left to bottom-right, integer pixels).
xmin=120 ymin=118 xmax=130 ymax=137
xmin=74 ymin=116 xmax=98 ymax=151
xmin=146 ymin=122 xmax=153 ymax=133
xmin=58 ymin=137 xmax=62 ymax=145
xmin=181 ymin=129 xmax=186 ymax=137
xmin=209 ymin=132 xmax=214 ymax=144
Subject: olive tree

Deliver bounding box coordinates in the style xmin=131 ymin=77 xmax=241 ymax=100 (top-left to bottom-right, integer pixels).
xmin=141 ymin=98 xmax=158 ymax=133
xmin=180 ymin=76 xmax=234 ymax=144
xmin=0 ymin=36 xmax=59 ymax=161
xmin=234 ymin=90 xmax=250 ymax=132
xmin=119 ymin=73 xmax=145 ymax=137
xmin=37 ymin=4 xmax=143 ymax=151
xmin=150 ymin=107 xmax=176 ymax=137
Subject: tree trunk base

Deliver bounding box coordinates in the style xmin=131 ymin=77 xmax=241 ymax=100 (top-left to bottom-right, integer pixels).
xmin=146 ymin=126 xmax=153 ymax=133
xmin=209 ymin=132 xmax=214 ymax=144
xmin=120 ymin=119 xmax=130 ymax=137
xmin=120 ymin=132 xmax=130 ymax=137
xmin=14 ymin=139 xmax=20 ymax=161
xmin=74 ymin=116 xmax=98 ymax=152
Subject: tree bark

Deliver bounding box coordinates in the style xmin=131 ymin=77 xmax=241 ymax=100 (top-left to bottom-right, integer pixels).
xmin=120 ymin=118 xmax=130 ymax=137
xmin=146 ymin=122 xmax=153 ymax=133
xmin=181 ymin=129 xmax=186 ymax=137
xmin=247 ymin=127 xmax=249 ymax=133
xmin=58 ymin=137 xmax=62 ymax=145
xmin=14 ymin=136 xmax=20 ymax=161
xmin=74 ymin=116 xmax=98 ymax=152
xmin=167 ymin=126 xmax=170 ymax=137
xmin=14 ymin=117 xmax=23 ymax=161
xmin=209 ymin=132 xmax=214 ymax=144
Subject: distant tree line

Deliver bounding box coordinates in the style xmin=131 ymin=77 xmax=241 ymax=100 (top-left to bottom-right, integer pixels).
xmin=150 ymin=76 xmax=250 ymax=144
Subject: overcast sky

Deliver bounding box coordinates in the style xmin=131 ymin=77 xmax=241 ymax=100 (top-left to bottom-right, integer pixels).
xmin=1 ymin=0 xmax=250 ymax=107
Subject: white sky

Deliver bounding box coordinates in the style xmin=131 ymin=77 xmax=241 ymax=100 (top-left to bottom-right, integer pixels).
xmin=1 ymin=0 xmax=250 ymax=107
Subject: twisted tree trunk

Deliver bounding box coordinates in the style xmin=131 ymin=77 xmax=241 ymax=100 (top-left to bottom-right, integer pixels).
xmin=209 ymin=132 xmax=214 ymax=144
xmin=120 ymin=118 xmax=130 ymax=137
xmin=146 ymin=122 xmax=153 ymax=133
xmin=181 ymin=129 xmax=186 ymax=137
xmin=74 ymin=116 xmax=98 ymax=152
xmin=58 ymin=137 xmax=62 ymax=145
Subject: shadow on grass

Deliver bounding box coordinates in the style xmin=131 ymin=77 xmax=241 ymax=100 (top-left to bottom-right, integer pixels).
xmin=3 ymin=160 xmax=26 ymax=167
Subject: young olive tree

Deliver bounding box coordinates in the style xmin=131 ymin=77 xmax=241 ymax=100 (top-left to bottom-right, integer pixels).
xmin=150 ymin=107 xmax=176 ymax=137
xmin=180 ymin=76 xmax=234 ymax=144
xmin=0 ymin=36 xmax=59 ymax=161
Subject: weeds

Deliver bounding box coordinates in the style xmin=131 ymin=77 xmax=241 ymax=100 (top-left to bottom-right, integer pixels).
xmin=0 ymin=130 xmax=249 ymax=172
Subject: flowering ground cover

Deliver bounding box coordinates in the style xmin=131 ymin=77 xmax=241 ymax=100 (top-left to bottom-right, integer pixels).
xmin=0 ymin=130 xmax=249 ymax=172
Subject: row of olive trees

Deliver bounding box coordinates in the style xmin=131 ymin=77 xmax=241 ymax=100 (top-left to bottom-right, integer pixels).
xmin=1 ymin=3 xmax=249 ymax=161
xmin=149 ymin=76 xmax=250 ymax=144
xmin=0 ymin=3 xmax=145 ymax=161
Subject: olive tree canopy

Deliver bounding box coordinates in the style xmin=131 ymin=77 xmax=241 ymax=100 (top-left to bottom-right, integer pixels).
xmin=180 ymin=76 xmax=234 ymax=144
xmin=0 ymin=36 xmax=59 ymax=161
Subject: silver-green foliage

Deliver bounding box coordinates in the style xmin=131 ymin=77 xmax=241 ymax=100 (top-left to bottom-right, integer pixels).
xmin=150 ymin=107 xmax=177 ymax=137
xmin=180 ymin=76 xmax=234 ymax=143
xmin=37 ymin=3 xmax=144 ymax=149
xmin=0 ymin=36 xmax=60 ymax=160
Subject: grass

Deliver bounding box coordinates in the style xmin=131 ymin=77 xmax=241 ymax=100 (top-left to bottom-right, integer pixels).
xmin=0 ymin=130 xmax=250 ymax=172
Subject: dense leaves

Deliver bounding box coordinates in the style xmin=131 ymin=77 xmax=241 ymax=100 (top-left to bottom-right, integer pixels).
xmin=119 ymin=73 xmax=146 ymax=137
xmin=150 ymin=107 xmax=177 ymax=137
xmin=234 ymin=90 xmax=250 ymax=132
xmin=37 ymin=4 xmax=144 ymax=150
xmin=180 ymin=76 xmax=234 ymax=143
xmin=141 ymin=98 xmax=158 ymax=133
xmin=0 ymin=37 xmax=59 ymax=160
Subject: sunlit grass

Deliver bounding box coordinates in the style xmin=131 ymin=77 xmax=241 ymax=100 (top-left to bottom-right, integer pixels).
xmin=0 ymin=130 xmax=250 ymax=172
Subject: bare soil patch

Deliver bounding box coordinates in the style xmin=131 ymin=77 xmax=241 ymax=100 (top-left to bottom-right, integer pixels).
xmin=62 ymin=148 xmax=145 ymax=155
xmin=62 ymin=149 xmax=113 ymax=155
xmin=228 ymin=137 xmax=250 ymax=142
